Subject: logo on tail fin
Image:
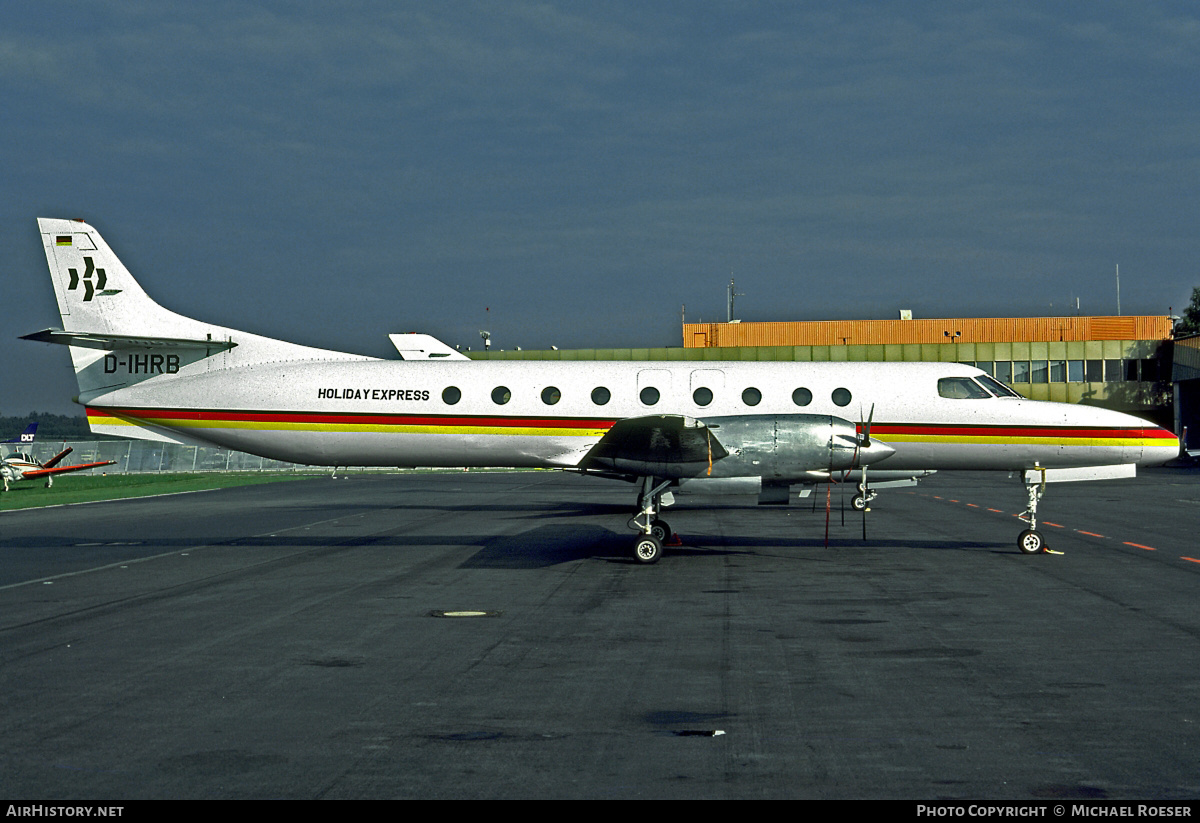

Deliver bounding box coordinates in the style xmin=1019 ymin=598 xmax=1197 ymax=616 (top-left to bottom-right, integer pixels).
xmin=67 ymin=257 xmax=120 ymax=301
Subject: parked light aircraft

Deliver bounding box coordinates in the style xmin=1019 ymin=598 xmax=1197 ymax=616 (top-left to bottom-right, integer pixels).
xmin=23 ymin=218 xmax=1178 ymax=561
xmin=1 ymin=420 xmax=116 ymax=491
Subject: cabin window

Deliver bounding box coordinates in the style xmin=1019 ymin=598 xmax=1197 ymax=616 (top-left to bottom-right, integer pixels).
xmin=591 ymin=387 xmax=611 ymax=405
xmin=541 ymin=386 xmax=561 ymax=405
xmin=832 ymin=387 xmax=852 ymax=406
xmin=937 ymin=377 xmax=991 ymax=399
xmin=442 ymin=386 xmax=461 ymax=405
xmin=792 ymin=387 xmax=812 ymax=406
xmin=741 ymin=387 xmax=762 ymax=406
xmin=693 ymin=387 xmax=713 ymax=407
xmin=640 ymin=386 xmax=660 ymax=406
xmin=491 ymin=386 xmax=511 ymax=405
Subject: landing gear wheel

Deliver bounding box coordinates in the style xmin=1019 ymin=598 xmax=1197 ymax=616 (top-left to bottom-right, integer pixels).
xmin=633 ymin=535 xmax=663 ymax=564
xmin=1018 ymin=529 xmax=1045 ymax=554
xmin=851 ymin=494 xmax=867 ymax=512
xmin=649 ymin=519 xmax=672 ymax=542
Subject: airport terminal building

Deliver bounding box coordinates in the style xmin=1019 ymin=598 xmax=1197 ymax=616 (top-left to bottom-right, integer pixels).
xmin=474 ymin=313 xmax=1188 ymax=438
xmin=1174 ymin=332 xmax=1200 ymax=450
xmin=682 ymin=315 xmax=1172 ymax=415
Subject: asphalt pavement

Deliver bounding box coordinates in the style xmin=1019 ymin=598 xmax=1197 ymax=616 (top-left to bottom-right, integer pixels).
xmin=1 ymin=467 xmax=1197 ymax=799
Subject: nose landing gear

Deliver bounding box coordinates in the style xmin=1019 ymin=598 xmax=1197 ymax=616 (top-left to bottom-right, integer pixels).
xmin=1018 ymin=467 xmax=1048 ymax=554
xmin=630 ymin=477 xmax=674 ymax=563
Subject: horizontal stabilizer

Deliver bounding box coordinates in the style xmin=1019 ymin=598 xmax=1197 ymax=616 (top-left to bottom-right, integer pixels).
xmin=21 ymin=329 xmax=238 ymax=352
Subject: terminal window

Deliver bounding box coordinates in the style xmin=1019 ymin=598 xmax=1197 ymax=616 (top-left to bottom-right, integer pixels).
xmin=989 ymin=357 xmax=1149 ymax=385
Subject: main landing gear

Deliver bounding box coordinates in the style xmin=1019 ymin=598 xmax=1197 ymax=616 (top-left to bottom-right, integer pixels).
xmin=630 ymin=477 xmax=674 ymax=564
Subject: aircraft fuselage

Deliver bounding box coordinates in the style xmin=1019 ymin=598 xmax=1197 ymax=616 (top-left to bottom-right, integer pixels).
xmin=84 ymin=358 xmax=1177 ymax=476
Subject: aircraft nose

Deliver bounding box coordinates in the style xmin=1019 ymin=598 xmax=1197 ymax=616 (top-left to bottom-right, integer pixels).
xmin=1070 ymin=404 xmax=1180 ymax=467
xmin=1135 ymin=423 xmax=1179 ymax=467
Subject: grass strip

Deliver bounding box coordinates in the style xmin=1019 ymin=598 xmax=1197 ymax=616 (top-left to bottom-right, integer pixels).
xmin=0 ymin=472 xmax=318 ymax=511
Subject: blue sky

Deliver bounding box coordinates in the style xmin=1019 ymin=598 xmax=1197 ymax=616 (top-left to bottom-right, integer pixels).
xmin=3 ymin=2 xmax=1198 ymax=415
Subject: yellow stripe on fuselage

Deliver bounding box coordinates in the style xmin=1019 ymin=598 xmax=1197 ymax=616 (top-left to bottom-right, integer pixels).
xmin=878 ymin=433 xmax=1162 ymax=448
xmin=94 ymin=414 xmax=609 ymax=439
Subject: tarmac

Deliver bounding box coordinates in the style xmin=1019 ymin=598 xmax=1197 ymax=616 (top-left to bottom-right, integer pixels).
xmin=1 ymin=467 xmax=1197 ymax=799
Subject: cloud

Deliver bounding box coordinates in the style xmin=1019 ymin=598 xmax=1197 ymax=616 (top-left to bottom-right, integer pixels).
xmin=3 ymin=2 xmax=1198 ymax=411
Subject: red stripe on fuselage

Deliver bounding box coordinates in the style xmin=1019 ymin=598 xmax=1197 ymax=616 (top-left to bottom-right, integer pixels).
xmin=87 ymin=407 xmax=618 ymax=430
xmin=865 ymin=423 xmax=1174 ymax=439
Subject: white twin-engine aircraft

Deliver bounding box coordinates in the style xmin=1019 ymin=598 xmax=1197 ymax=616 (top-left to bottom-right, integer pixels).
xmin=24 ymin=218 xmax=1178 ymax=562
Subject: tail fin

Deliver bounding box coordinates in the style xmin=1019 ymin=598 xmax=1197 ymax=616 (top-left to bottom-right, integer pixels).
xmin=2 ymin=423 xmax=38 ymax=445
xmin=31 ymin=218 xmax=244 ymax=405
xmin=27 ymin=218 xmax=372 ymax=438
xmin=37 ymin=218 xmax=208 ymax=340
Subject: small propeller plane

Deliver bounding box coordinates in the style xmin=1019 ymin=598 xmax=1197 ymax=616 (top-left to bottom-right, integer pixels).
xmin=22 ymin=218 xmax=1179 ymax=560
xmin=1 ymin=421 xmax=116 ymax=491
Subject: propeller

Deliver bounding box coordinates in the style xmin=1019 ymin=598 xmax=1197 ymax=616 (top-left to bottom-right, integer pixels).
xmin=827 ymin=405 xmax=877 ymax=546
xmin=859 ymin=403 xmax=875 ymax=450
xmin=851 ymin=404 xmax=876 ymax=540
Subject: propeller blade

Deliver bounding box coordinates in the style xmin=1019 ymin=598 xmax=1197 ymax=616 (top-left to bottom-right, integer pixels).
xmin=860 ymin=403 xmax=875 ymax=449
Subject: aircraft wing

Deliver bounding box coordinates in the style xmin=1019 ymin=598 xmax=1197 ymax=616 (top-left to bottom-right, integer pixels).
xmin=21 ymin=460 xmax=117 ymax=479
xmin=579 ymin=414 xmax=728 ymax=477
xmin=42 ymin=447 xmax=73 ymax=469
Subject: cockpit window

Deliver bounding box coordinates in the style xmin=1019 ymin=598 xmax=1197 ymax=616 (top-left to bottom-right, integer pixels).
xmin=974 ymin=373 xmax=1023 ymax=398
xmin=938 ymin=377 xmax=992 ymax=399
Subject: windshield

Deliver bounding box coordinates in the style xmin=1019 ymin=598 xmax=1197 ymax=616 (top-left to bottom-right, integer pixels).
xmin=975 ymin=373 xmax=1023 ymax=398
xmin=938 ymin=377 xmax=992 ymax=399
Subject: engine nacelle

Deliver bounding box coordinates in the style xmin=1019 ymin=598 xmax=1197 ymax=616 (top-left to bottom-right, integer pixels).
xmin=579 ymin=413 xmax=892 ymax=482
xmin=699 ymin=414 xmax=892 ymax=482
xmin=676 ymin=476 xmax=793 ymax=505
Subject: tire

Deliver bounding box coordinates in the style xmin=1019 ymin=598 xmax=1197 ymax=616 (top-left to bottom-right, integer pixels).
xmin=633 ymin=535 xmax=662 ymax=564
xmin=649 ymin=519 xmax=671 ymax=542
xmin=1018 ymin=529 xmax=1045 ymax=554
xmin=851 ymin=494 xmax=866 ymax=512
